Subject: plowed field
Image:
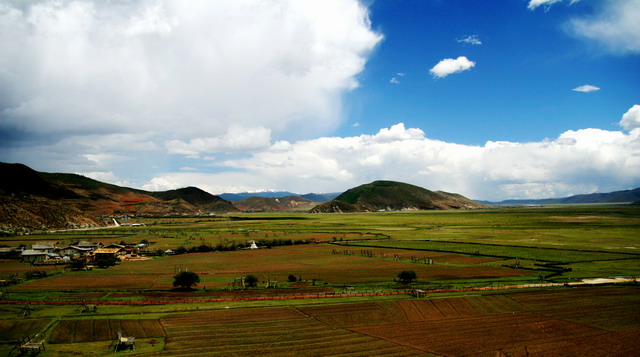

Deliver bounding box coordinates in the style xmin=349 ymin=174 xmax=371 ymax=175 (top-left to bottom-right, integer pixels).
xmin=0 ymin=319 xmax=50 ymax=341
xmin=49 ymin=319 xmax=165 ymax=343
xmin=145 ymin=286 xmax=639 ymax=356
xmin=353 ymin=313 xmax=638 ymax=357
xmin=156 ymin=307 xmax=425 ymax=357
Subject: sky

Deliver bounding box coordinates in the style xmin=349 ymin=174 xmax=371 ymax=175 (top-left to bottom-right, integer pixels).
xmin=0 ymin=0 xmax=639 ymax=201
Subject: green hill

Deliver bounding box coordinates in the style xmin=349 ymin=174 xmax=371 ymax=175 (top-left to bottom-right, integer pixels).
xmin=312 ymin=180 xmax=487 ymax=212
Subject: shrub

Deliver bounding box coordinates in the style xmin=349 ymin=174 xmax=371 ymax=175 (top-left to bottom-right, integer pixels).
xmin=95 ymin=255 xmax=118 ymax=269
xmin=287 ymin=274 xmax=297 ymax=282
xmin=69 ymin=260 xmax=86 ymax=270
xmin=173 ymin=271 xmax=200 ymax=289
xmin=397 ymin=270 xmax=417 ymax=284
xmin=245 ymin=275 xmax=259 ymax=287
xmin=196 ymin=244 xmax=213 ymax=252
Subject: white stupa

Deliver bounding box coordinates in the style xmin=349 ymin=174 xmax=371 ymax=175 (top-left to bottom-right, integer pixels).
xmin=249 ymin=240 xmax=258 ymax=249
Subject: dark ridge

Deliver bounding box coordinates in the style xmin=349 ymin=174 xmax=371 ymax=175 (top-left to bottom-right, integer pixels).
xmin=0 ymin=162 xmax=77 ymax=199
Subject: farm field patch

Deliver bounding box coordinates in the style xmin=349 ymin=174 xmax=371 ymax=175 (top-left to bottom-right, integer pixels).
xmin=0 ymin=260 xmax=67 ymax=275
xmin=0 ymin=319 xmax=50 ymax=342
xmin=6 ymin=243 xmax=524 ymax=293
xmin=49 ymin=319 xmax=164 ymax=343
xmin=344 ymin=240 xmax=635 ymax=263
xmin=8 ymin=273 xmax=163 ymax=292
xmin=144 ymin=285 xmax=640 ymax=356
xmin=1 ymin=206 xmax=639 ymax=356
xmin=158 ymin=307 xmax=426 ymax=357
xmin=352 ymin=312 xmax=637 ymax=357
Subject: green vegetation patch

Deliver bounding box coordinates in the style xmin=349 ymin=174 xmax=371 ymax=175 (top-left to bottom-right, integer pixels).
xmin=344 ymin=240 xmax=637 ymax=263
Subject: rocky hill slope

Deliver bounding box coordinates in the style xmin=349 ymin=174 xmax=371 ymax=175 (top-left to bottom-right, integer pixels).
xmin=0 ymin=162 xmax=237 ymax=232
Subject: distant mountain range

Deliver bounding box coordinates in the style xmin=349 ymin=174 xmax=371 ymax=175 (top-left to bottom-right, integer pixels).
xmin=233 ymin=196 xmax=317 ymax=212
xmin=219 ymin=191 xmax=339 ymax=202
xmin=480 ymin=188 xmax=640 ymax=205
xmin=2 ymin=162 xmax=637 ymax=232
xmin=311 ymin=181 xmax=488 ymax=213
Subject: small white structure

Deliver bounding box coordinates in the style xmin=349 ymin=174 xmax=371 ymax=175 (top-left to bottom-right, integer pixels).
xmin=249 ymin=241 xmax=258 ymax=249
xmin=113 ymin=330 xmax=135 ymax=352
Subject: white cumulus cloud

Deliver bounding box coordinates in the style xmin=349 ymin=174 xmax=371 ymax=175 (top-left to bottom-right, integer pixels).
xmin=620 ymin=105 xmax=640 ymax=131
xmin=568 ymin=0 xmax=640 ymax=54
xmin=429 ymin=56 xmax=475 ymax=78
xmin=572 ymin=84 xmax=600 ymax=92
xmin=141 ymin=121 xmax=640 ymax=201
xmin=166 ymin=126 xmax=272 ymax=156
xmin=0 ymin=0 xmax=382 ymax=149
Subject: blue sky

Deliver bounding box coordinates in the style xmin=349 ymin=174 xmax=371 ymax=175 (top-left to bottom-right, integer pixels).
xmin=343 ymin=0 xmax=639 ymax=145
xmin=0 ymin=0 xmax=639 ymax=200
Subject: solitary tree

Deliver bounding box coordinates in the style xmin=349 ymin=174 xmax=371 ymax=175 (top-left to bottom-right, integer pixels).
xmin=287 ymin=274 xmax=297 ymax=282
xmin=245 ymin=275 xmax=259 ymax=287
xmin=173 ymin=271 xmax=200 ymax=289
xmin=397 ymin=270 xmax=417 ymax=284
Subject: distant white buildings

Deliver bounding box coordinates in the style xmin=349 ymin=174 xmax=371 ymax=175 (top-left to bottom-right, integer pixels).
xmin=21 ymin=250 xmax=48 ymax=264
xmin=31 ymin=242 xmax=55 ymax=253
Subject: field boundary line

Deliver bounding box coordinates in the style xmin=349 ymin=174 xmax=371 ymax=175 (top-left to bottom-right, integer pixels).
xmin=1 ymin=278 xmax=635 ymax=306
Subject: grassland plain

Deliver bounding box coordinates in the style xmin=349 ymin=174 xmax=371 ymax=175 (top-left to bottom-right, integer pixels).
xmin=1 ymin=205 xmax=639 ymax=355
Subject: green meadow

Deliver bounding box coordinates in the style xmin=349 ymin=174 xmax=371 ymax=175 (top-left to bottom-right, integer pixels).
xmin=4 ymin=205 xmax=640 ymax=288
xmin=2 ymin=205 xmax=640 ymax=356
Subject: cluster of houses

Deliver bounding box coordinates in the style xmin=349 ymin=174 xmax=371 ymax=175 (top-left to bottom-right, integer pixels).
xmin=2 ymin=241 xmax=149 ymax=265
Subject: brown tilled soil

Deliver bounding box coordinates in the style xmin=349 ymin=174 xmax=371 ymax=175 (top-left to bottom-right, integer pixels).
xmin=49 ymin=319 xmax=165 ymax=343
xmin=147 ymin=286 xmax=640 ymax=356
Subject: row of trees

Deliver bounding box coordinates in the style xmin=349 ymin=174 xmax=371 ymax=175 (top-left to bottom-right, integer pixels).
xmin=174 ymin=238 xmax=314 ymax=255
xmin=172 ymin=270 xmax=419 ymax=289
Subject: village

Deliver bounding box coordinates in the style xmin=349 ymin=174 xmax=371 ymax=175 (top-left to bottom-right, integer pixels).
xmin=0 ymin=240 xmax=167 ymax=268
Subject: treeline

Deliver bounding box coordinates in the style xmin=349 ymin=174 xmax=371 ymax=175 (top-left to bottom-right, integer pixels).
xmin=175 ymin=238 xmax=314 ymax=254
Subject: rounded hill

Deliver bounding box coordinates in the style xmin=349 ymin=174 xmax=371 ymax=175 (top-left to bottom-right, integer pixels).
xmin=332 ymin=180 xmax=487 ymax=212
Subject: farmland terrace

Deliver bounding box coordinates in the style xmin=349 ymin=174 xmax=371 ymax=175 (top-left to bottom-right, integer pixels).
xmin=0 ymin=205 xmax=639 ymax=355
xmin=0 ymin=286 xmax=638 ymax=356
